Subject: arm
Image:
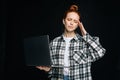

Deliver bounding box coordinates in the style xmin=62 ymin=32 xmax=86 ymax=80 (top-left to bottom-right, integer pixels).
xmin=78 ymin=21 xmax=106 ymax=62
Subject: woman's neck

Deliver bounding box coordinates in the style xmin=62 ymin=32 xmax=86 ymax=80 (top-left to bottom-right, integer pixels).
xmin=63 ymin=31 xmax=75 ymax=38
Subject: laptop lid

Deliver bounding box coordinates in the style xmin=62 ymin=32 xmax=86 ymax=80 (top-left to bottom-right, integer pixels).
xmin=23 ymin=35 xmax=51 ymax=66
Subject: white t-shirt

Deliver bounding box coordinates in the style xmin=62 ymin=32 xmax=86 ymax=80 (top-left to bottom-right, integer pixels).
xmin=63 ymin=36 xmax=73 ymax=75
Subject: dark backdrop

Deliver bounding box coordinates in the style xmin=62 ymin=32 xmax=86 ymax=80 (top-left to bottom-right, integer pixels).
xmin=1 ymin=0 xmax=120 ymax=80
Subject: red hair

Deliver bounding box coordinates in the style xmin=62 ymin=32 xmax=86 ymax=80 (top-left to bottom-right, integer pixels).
xmin=63 ymin=4 xmax=80 ymax=19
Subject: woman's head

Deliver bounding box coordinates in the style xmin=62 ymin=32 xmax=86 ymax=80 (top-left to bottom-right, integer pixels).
xmin=63 ymin=5 xmax=80 ymax=19
xmin=63 ymin=4 xmax=80 ymax=33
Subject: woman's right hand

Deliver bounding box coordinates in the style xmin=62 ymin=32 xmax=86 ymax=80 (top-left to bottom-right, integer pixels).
xmin=36 ymin=66 xmax=51 ymax=72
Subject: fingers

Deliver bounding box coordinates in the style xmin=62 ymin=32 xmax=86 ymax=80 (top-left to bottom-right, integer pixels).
xmin=44 ymin=67 xmax=51 ymax=72
xmin=78 ymin=21 xmax=87 ymax=36
xmin=36 ymin=66 xmax=51 ymax=72
xmin=36 ymin=66 xmax=43 ymax=70
xmin=78 ymin=21 xmax=83 ymax=28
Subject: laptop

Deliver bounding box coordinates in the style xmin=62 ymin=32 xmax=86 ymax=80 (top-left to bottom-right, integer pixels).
xmin=23 ymin=35 xmax=51 ymax=66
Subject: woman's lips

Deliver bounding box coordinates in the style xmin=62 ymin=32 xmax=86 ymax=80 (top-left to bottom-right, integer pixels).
xmin=68 ymin=26 xmax=73 ymax=29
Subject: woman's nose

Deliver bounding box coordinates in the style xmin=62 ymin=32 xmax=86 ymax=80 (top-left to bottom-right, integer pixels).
xmin=70 ymin=21 xmax=73 ymax=25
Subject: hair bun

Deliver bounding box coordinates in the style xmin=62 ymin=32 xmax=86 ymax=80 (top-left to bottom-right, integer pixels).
xmin=70 ymin=5 xmax=78 ymax=11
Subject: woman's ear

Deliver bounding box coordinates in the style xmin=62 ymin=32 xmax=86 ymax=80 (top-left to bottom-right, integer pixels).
xmin=62 ymin=19 xmax=65 ymax=24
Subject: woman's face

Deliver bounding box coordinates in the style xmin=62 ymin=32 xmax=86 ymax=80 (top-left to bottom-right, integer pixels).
xmin=63 ymin=12 xmax=80 ymax=33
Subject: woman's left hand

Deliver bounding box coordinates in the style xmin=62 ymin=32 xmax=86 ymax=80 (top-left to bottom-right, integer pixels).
xmin=78 ymin=21 xmax=87 ymax=36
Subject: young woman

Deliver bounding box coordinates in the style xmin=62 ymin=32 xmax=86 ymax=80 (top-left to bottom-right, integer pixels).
xmin=36 ymin=4 xmax=106 ymax=80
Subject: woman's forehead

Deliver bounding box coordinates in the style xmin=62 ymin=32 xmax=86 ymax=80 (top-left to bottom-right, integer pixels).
xmin=66 ymin=12 xmax=80 ymax=20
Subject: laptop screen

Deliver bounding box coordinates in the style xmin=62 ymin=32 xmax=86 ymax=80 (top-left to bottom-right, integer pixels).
xmin=23 ymin=35 xmax=51 ymax=66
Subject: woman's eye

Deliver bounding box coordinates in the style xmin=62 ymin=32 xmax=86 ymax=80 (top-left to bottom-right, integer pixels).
xmin=67 ymin=18 xmax=72 ymax=21
xmin=74 ymin=20 xmax=78 ymax=23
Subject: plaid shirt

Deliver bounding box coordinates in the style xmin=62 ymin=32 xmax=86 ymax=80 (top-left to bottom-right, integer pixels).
xmin=49 ymin=33 xmax=106 ymax=80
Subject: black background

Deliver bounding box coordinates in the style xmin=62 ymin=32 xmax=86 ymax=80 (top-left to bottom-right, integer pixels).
xmin=1 ymin=0 xmax=120 ymax=80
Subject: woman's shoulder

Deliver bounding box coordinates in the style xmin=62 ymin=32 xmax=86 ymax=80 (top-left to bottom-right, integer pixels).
xmin=49 ymin=36 xmax=62 ymax=47
xmin=50 ymin=36 xmax=62 ymax=42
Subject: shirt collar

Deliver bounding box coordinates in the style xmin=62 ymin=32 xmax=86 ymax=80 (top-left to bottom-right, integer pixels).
xmin=59 ymin=33 xmax=83 ymax=42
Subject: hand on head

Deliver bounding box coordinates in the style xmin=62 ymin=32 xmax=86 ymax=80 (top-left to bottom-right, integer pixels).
xmin=78 ymin=21 xmax=87 ymax=36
